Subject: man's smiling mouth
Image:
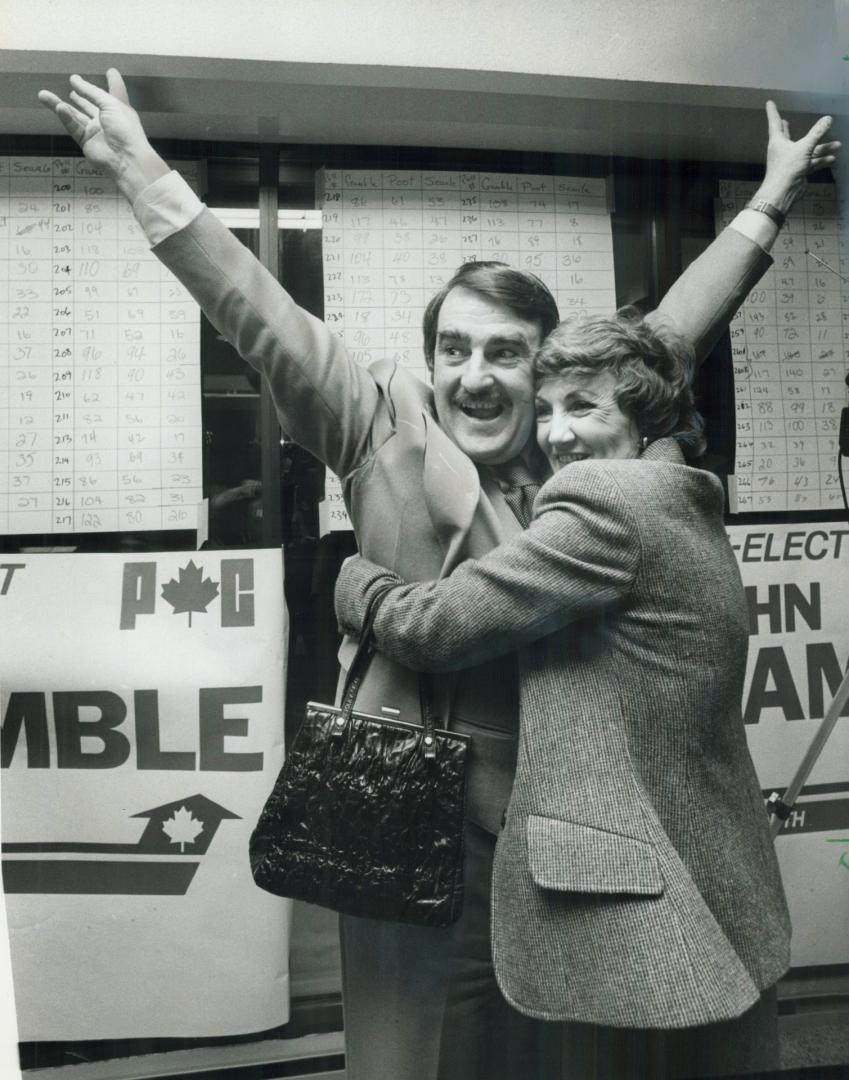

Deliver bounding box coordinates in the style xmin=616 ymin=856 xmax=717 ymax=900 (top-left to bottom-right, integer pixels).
xmin=460 ymin=402 xmax=504 ymax=421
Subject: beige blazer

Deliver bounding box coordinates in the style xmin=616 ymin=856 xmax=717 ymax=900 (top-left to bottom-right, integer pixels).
xmin=334 ymin=440 xmax=791 ymax=1028
xmin=155 ymin=211 xmax=771 ymax=835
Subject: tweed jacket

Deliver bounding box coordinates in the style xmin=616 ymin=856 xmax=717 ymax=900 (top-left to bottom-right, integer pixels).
xmin=334 ymin=439 xmax=792 ymax=1029
xmin=154 ymin=211 xmax=770 ymax=835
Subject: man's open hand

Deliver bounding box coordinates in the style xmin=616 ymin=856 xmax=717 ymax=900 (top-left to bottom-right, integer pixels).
xmin=38 ymin=69 xmax=168 ymax=196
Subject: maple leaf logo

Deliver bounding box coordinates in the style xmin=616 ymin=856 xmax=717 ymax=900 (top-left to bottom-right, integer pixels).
xmin=160 ymin=560 xmax=219 ymax=627
xmin=161 ymin=805 xmax=205 ymax=852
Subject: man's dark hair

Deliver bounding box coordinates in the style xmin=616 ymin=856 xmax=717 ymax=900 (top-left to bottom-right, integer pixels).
xmin=422 ymin=261 xmax=560 ymax=371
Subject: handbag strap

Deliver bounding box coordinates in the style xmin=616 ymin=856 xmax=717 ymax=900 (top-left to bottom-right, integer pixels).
xmin=338 ymin=583 xmax=437 ymax=760
xmin=338 ymin=583 xmax=392 ymax=716
xmin=418 ymin=672 xmax=438 ymax=761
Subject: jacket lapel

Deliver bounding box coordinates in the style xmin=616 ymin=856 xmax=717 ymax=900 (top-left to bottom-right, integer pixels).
xmin=422 ymin=412 xmax=506 ymax=573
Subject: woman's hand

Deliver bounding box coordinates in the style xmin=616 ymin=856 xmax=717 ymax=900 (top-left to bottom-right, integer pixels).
xmin=757 ymin=100 xmax=840 ymax=212
xmin=38 ymin=69 xmax=168 ymax=199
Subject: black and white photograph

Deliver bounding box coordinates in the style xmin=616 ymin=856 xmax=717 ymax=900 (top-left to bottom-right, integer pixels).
xmin=0 ymin=2 xmax=848 ymax=1077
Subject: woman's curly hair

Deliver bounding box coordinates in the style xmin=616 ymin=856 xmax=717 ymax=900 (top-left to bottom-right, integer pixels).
xmin=534 ymin=307 xmax=706 ymax=458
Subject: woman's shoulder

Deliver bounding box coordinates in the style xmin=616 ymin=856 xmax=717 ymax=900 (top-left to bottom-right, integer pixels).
xmin=538 ymin=442 xmax=723 ymax=514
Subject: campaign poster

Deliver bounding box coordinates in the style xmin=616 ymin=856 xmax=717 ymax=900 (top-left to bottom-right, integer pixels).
xmin=0 ymin=550 xmax=289 ymax=1040
xmin=730 ymin=523 xmax=849 ymax=966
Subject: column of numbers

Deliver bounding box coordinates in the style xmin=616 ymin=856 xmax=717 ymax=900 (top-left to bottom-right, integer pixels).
xmin=804 ymin=186 xmax=844 ymax=508
xmin=346 ymin=173 xmax=387 ymax=372
xmin=114 ymin=192 xmax=161 ymax=533
xmin=73 ymin=158 xmax=117 ymax=531
xmin=517 ymin=176 xmax=555 ymax=295
xmin=385 ymin=173 xmax=425 ymax=379
xmin=554 ymin=177 xmax=616 ymax=317
xmin=1 ymin=155 xmax=202 ymax=536
xmin=749 ymin=193 xmax=785 ymax=512
xmin=52 ymin=157 xmax=76 ymax=531
xmin=7 ymin=158 xmax=53 ymax=533
xmin=480 ymin=174 xmax=519 ymax=272
xmin=718 ymin=179 xmax=848 ymax=512
xmin=160 ymin=255 xmax=201 ymax=532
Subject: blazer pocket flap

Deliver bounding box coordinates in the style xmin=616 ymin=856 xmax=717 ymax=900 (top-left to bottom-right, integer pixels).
xmin=527 ymin=815 xmax=664 ymax=896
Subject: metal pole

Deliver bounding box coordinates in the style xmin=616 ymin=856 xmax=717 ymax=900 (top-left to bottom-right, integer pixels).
xmin=769 ymin=665 xmax=849 ymax=838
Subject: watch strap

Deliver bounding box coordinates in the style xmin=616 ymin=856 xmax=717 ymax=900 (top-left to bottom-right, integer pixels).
xmin=744 ymin=197 xmax=786 ymax=228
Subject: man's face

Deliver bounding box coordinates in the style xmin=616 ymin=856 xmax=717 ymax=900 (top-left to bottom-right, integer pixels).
xmin=431 ymin=286 xmax=541 ymax=465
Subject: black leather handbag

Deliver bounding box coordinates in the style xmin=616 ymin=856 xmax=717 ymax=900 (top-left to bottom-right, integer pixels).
xmin=249 ymin=591 xmax=470 ymax=927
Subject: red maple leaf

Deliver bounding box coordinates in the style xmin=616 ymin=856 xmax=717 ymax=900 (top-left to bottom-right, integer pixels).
xmin=160 ymin=560 xmax=219 ymax=627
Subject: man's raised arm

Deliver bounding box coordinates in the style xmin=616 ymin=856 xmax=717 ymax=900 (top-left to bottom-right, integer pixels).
xmin=39 ymin=70 xmax=381 ymax=479
xmin=649 ymin=102 xmax=840 ymax=366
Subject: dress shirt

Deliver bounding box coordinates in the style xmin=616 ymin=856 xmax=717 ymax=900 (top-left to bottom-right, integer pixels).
xmin=132 ymin=170 xmax=204 ymax=246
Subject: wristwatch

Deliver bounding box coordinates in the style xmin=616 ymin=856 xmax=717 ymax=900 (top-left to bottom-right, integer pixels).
xmin=744 ymin=198 xmax=786 ymax=228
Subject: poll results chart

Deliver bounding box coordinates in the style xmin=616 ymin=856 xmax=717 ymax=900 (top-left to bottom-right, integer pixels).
xmin=0 ymin=156 xmax=202 ymax=536
xmin=716 ymin=180 xmax=848 ymax=514
xmin=317 ymin=169 xmax=616 ymax=529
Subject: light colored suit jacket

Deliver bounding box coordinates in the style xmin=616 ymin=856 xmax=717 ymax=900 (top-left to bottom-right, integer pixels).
xmin=155 ymin=211 xmax=770 ymax=835
xmin=334 ymin=439 xmax=791 ymax=1028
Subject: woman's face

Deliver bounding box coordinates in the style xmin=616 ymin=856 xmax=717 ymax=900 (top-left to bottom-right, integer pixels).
xmin=535 ymin=369 xmax=641 ymax=472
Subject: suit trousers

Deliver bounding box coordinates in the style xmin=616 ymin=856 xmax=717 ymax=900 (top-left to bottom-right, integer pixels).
xmin=339 ymin=821 xmax=562 ymax=1080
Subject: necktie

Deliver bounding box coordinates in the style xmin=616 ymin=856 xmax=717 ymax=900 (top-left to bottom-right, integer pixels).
xmin=496 ymin=459 xmax=540 ymax=529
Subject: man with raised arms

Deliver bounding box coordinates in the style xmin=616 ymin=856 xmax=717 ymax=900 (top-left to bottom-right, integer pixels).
xmin=40 ymin=71 xmax=837 ymax=1079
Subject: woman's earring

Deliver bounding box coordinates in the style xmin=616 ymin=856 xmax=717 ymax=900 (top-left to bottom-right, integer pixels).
xmin=641 ymin=435 xmax=649 ymax=450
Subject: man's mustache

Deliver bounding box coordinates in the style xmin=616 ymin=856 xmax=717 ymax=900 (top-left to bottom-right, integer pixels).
xmin=453 ymin=390 xmax=504 ymax=408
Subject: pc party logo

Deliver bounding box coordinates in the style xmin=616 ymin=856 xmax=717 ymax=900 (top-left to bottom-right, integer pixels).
xmin=120 ymin=556 xmax=256 ymax=630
